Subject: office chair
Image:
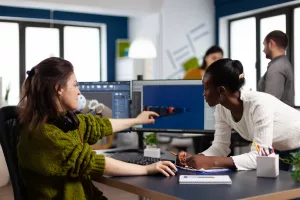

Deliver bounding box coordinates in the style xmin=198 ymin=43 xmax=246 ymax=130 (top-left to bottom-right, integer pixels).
xmin=0 ymin=106 xmax=27 ymax=200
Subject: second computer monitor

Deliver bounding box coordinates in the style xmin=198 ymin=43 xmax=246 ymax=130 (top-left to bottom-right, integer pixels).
xmin=131 ymin=80 xmax=215 ymax=133
xmin=78 ymin=81 xmax=131 ymax=120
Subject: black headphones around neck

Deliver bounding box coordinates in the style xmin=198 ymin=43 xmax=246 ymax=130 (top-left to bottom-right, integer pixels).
xmin=51 ymin=111 xmax=79 ymax=133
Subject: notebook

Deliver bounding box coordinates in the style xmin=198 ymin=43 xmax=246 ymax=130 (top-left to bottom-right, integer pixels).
xmin=179 ymin=175 xmax=232 ymax=184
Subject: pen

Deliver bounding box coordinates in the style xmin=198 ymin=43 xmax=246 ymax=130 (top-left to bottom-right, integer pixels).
xmin=253 ymin=141 xmax=259 ymax=152
xmin=268 ymin=147 xmax=272 ymax=154
xmin=257 ymin=144 xmax=265 ymax=156
xmin=254 ymin=142 xmax=261 ymax=156
xmin=262 ymin=148 xmax=268 ymax=156
xmin=170 ymin=151 xmax=177 ymax=156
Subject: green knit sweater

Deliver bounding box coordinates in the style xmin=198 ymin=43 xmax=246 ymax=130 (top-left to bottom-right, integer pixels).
xmin=17 ymin=114 xmax=113 ymax=200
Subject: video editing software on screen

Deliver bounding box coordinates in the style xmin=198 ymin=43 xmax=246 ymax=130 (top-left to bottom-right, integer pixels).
xmin=131 ymin=80 xmax=215 ymax=133
xmin=78 ymin=81 xmax=131 ymax=120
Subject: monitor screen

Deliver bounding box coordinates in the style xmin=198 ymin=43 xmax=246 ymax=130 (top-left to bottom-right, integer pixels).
xmin=78 ymin=81 xmax=131 ymax=130
xmin=131 ymin=80 xmax=215 ymax=133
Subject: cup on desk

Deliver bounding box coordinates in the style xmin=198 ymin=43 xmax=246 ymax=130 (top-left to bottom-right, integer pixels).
xmin=257 ymin=154 xmax=279 ymax=178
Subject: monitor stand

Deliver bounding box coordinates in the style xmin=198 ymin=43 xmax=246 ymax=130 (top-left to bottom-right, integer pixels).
xmin=137 ymin=131 xmax=144 ymax=152
xmin=137 ymin=131 xmax=165 ymax=155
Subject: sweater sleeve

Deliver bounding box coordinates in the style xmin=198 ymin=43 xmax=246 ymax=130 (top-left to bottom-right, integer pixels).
xmin=77 ymin=114 xmax=113 ymax=145
xmin=231 ymin=104 xmax=274 ymax=170
xmin=18 ymin=125 xmax=106 ymax=178
xmin=264 ymin=64 xmax=285 ymax=100
xmin=201 ymin=105 xmax=232 ymax=156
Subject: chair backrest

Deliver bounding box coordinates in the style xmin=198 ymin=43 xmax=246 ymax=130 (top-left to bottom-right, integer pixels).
xmin=0 ymin=106 xmax=27 ymax=200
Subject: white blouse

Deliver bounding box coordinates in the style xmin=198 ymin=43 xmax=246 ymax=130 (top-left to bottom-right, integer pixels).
xmin=201 ymin=90 xmax=300 ymax=170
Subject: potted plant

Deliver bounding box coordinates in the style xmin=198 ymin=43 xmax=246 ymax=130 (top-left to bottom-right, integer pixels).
xmin=0 ymin=84 xmax=10 ymax=107
xmin=143 ymin=133 xmax=160 ymax=158
xmin=144 ymin=133 xmax=158 ymax=148
xmin=290 ymin=152 xmax=300 ymax=181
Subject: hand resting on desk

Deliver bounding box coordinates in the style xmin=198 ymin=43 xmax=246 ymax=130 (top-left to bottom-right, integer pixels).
xmin=176 ymin=151 xmax=235 ymax=170
xmin=177 ymin=151 xmax=213 ymax=169
xmin=103 ymin=157 xmax=177 ymax=177
xmin=146 ymin=161 xmax=178 ymax=176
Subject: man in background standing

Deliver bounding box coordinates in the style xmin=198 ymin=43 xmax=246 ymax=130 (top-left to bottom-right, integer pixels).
xmin=258 ymin=30 xmax=294 ymax=107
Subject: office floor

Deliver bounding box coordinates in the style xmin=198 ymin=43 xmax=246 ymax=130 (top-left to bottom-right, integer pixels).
xmin=0 ymin=183 xmax=140 ymax=200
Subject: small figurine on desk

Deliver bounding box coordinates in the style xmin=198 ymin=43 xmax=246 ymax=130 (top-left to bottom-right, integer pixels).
xmin=144 ymin=133 xmax=160 ymax=158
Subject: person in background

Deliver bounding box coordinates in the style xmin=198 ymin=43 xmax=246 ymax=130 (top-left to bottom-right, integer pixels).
xmin=258 ymin=30 xmax=294 ymax=107
xmin=17 ymin=57 xmax=177 ymax=200
xmin=177 ymin=58 xmax=300 ymax=172
xmin=183 ymin=45 xmax=223 ymax=80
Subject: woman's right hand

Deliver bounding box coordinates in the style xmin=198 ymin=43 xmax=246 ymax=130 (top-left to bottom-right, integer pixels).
xmin=176 ymin=151 xmax=193 ymax=167
xmin=146 ymin=161 xmax=177 ymax=177
xmin=135 ymin=111 xmax=159 ymax=124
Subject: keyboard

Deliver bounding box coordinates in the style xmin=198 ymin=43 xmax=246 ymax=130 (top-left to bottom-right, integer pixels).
xmin=107 ymin=152 xmax=172 ymax=165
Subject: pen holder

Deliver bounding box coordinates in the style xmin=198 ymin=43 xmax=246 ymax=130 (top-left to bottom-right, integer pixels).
xmin=257 ymin=154 xmax=279 ymax=178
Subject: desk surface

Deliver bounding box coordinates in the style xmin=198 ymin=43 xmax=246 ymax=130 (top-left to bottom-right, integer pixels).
xmin=98 ymin=170 xmax=300 ymax=200
xmin=96 ymin=152 xmax=300 ymax=200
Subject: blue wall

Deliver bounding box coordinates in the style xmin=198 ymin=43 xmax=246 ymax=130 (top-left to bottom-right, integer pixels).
xmin=0 ymin=5 xmax=128 ymax=81
xmin=214 ymin=0 xmax=294 ymax=44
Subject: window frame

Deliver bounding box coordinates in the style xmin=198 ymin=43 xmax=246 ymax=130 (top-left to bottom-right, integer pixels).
xmin=0 ymin=19 xmax=102 ymax=93
xmin=228 ymin=4 xmax=300 ymax=106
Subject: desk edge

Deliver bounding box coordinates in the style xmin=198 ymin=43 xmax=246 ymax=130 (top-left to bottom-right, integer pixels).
xmin=242 ymin=188 xmax=300 ymax=200
xmin=94 ymin=176 xmax=181 ymax=200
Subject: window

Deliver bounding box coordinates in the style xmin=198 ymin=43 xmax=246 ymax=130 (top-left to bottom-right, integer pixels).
xmin=26 ymin=27 xmax=60 ymax=72
xmin=260 ymin=15 xmax=286 ymax=77
xmin=0 ymin=19 xmax=102 ymax=105
xmin=64 ymin=26 xmax=101 ymax=82
xmin=294 ymin=8 xmax=300 ymax=106
xmin=0 ymin=22 xmax=19 ymax=105
xmin=230 ymin=17 xmax=256 ymax=91
xmin=229 ymin=5 xmax=300 ymax=107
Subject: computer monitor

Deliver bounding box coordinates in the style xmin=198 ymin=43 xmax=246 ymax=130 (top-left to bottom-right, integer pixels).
xmin=78 ymin=81 xmax=131 ymax=131
xmin=131 ymin=80 xmax=215 ymax=133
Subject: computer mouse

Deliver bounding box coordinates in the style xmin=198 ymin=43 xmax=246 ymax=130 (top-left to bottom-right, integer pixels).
xmin=171 ymin=168 xmax=178 ymax=175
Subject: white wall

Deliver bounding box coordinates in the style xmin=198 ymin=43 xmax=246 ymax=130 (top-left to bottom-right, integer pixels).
xmin=162 ymin=0 xmax=215 ymax=79
xmin=128 ymin=0 xmax=215 ymax=80
xmin=128 ymin=13 xmax=161 ymax=79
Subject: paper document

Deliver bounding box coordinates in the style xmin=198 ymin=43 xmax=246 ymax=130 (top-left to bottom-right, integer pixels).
xmin=176 ymin=165 xmax=232 ymax=173
xmin=179 ymin=175 xmax=232 ymax=184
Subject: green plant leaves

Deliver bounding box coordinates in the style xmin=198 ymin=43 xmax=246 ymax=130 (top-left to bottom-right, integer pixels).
xmin=144 ymin=133 xmax=158 ymax=146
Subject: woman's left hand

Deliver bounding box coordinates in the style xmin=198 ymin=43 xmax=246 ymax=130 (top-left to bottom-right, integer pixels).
xmin=146 ymin=161 xmax=177 ymax=177
xmin=136 ymin=111 xmax=159 ymax=124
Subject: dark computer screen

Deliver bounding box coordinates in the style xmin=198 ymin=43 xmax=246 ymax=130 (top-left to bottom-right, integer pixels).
xmin=131 ymin=80 xmax=215 ymax=133
xmin=78 ymin=81 xmax=131 ymax=130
